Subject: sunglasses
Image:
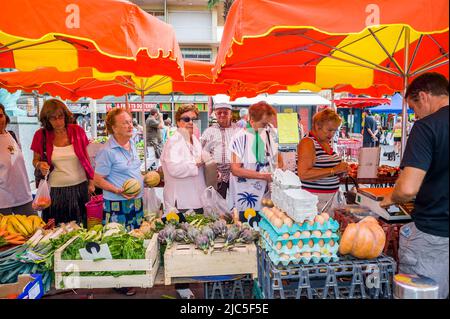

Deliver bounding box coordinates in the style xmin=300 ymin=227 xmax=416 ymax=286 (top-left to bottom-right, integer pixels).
xmin=180 ymin=117 xmax=197 ymax=123
xmin=49 ymin=114 xmax=65 ymax=121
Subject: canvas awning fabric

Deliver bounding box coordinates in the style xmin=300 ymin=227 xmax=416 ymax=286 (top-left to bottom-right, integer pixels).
xmin=0 ymin=0 xmax=184 ymax=79
xmin=213 ymin=0 xmax=449 ymax=93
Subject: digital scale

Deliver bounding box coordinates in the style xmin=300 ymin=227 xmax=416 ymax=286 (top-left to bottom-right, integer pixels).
xmin=355 ymin=187 xmax=412 ymax=221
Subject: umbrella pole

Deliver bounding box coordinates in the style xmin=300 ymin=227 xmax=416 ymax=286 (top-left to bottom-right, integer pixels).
xmin=141 ymin=92 xmax=148 ymax=171
xmin=400 ymin=27 xmax=410 ymax=161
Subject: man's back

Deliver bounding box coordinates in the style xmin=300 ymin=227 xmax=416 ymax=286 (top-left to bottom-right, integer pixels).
xmin=401 ymin=105 xmax=449 ymax=237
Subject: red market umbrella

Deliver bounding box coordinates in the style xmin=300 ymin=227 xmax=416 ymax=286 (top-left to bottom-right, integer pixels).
xmin=335 ymin=97 xmax=391 ymax=109
xmin=213 ymin=0 xmax=448 ymax=156
xmin=0 ymin=0 xmax=184 ymax=79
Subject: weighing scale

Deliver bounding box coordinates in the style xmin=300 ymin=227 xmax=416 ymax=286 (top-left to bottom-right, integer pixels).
xmin=355 ymin=187 xmax=412 ymax=221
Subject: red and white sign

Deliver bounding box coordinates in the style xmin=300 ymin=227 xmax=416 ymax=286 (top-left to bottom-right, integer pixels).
xmin=104 ymin=103 xmax=158 ymax=112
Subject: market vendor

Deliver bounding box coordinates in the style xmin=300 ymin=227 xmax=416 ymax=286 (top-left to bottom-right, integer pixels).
xmin=201 ymin=103 xmax=241 ymax=199
xmin=380 ymin=72 xmax=449 ymax=299
xmin=297 ymin=108 xmax=348 ymax=215
xmin=229 ymin=101 xmax=284 ymax=222
xmin=160 ymin=103 xmax=208 ymax=222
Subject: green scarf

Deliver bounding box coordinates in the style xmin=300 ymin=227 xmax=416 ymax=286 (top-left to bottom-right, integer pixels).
xmin=247 ymin=124 xmax=266 ymax=164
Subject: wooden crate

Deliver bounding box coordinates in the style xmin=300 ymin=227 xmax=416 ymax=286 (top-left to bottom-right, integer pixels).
xmin=54 ymin=235 xmax=159 ymax=289
xmin=164 ymin=240 xmax=258 ymax=285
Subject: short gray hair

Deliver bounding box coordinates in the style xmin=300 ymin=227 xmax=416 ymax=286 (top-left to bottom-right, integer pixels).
xmin=239 ymin=108 xmax=248 ymax=118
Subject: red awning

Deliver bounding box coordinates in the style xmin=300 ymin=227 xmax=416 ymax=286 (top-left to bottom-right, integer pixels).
xmin=335 ymin=97 xmax=391 ymax=108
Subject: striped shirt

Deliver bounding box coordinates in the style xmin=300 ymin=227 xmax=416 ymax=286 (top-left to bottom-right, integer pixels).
xmin=200 ymin=123 xmax=241 ymax=183
xmin=301 ymin=133 xmax=341 ymax=193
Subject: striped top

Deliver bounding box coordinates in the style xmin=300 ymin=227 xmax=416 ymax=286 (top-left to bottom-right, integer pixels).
xmin=301 ymin=133 xmax=341 ymax=193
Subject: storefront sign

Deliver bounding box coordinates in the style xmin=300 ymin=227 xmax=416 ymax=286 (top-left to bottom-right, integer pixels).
xmin=104 ymin=103 xmax=158 ymax=112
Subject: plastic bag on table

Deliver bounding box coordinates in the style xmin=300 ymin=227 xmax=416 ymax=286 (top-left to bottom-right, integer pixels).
xmin=32 ymin=179 xmax=51 ymax=211
xmin=143 ymin=187 xmax=162 ymax=218
xmin=201 ymin=186 xmax=232 ymax=222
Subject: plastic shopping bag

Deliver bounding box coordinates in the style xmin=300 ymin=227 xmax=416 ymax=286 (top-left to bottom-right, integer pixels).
xmin=201 ymin=186 xmax=232 ymax=221
xmin=32 ymin=179 xmax=51 ymax=210
xmin=143 ymin=187 xmax=162 ymax=218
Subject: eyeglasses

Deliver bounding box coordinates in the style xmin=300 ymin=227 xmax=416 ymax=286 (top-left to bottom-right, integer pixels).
xmin=180 ymin=117 xmax=197 ymax=123
xmin=49 ymin=114 xmax=65 ymax=121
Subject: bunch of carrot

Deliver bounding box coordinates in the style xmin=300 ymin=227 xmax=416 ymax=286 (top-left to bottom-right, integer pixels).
xmin=0 ymin=227 xmax=26 ymax=246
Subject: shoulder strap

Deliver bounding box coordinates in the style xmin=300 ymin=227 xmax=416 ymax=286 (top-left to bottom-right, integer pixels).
xmin=42 ymin=129 xmax=47 ymax=162
xmin=8 ymin=131 xmax=18 ymax=143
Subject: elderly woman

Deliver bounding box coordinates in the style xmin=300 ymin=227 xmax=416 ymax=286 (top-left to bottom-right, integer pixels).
xmin=0 ymin=104 xmax=35 ymax=215
xmin=31 ymin=99 xmax=94 ymax=225
xmin=297 ymin=109 xmax=348 ymax=215
xmin=94 ymin=108 xmax=144 ymax=230
xmin=160 ymin=104 xmax=208 ymax=222
xmin=229 ymin=101 xmax=284 ymax=222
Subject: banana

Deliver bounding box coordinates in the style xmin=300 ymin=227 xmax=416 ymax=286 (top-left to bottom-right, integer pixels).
xmin=28 ymin=215 xmax=43 ymax=231
xmin=9 ymin=215 xmax=29 ymax=236
xmin=0 ymin=215 xmax=9 ymax=229
xmin=7 ymin=223 xmax=18 ymax=235
xmin=16 ymin=215 xmax=34 ymax=235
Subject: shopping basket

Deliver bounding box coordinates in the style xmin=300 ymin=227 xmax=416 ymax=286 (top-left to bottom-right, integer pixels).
xmin=85 ymin=194 xmax=104 ymax=229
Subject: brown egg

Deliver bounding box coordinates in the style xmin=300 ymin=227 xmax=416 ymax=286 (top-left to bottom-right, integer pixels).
xmin=297 ymin=240 xmax=304 ymax=249
xmin=293 ymin=231 xmax=301 ymax=238
xmin=283 ymin=217 xmax=293 ymax=228
xmin=276 ymin=242 xmax=282 ymax=250
xmin=318 ymin=239 xmax=325 ymax=247
xmin=282 ymin=233 xmax=290 ymax=240
xmin=324 ymin=230 xmax=333 ymax=237
xmin=307 ymin=219 xmax=315 ymax=226
xmin=286 ymin=241 xmax=293 ymax=249
xmin=273 ymin=218 xmax=283 ymax=229
xmin=294 ymin=253 xmax=301 ymax=259
xmin=329 ymin=240 xmax=335 ymax=247
xmin=308 ymin=239 xmax=314 ymax=248
xmin=301 ymin=231 xmax=311 ymax=238
xmin=302 ymin=252 xmax=312 ymax=258
xmin=312 ymin=230 xmax=322 ymax=238
xmin=281 ymin=254 xmax=290 ymax=260
xmin=314 ymin=215 xmax=325 ymax=225
xmin=321 ymin=212 xmax=330 ymax=221
xmin=312 ymin=252 xmax=321 ymax=258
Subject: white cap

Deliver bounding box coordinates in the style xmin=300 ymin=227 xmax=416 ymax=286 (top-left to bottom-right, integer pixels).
xmin=213 ymin=103 xmax=232 ymax=110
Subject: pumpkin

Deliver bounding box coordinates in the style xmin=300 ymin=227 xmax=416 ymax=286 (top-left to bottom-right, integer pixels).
xmin=339 ymin=216 xmax=386 ymax=259
xmin=144 ymin=171 xmax=161 ymax=187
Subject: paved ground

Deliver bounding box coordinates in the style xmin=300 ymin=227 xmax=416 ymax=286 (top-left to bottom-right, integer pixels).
xmin=42 ymin=284 xmax=205 ymax=299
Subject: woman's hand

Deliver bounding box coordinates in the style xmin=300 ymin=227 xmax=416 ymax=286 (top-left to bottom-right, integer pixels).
xmin=88 ymin=180 xmax=96 ymax=194
xmin=334 ymin=162 xmax=349 ymax=174
xmin=38 ymin=161 xmax=50 ymax=176
xmin=260 ymin=172 xmax=273 ymax=182
xmin=113 ymin=186 xmax=136 ymax=200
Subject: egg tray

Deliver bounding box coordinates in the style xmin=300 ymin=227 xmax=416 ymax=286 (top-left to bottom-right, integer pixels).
xmin=258 ymin=216 xmax=340 ymax=244
xmin=260 ymin=231 xmax=339 ymax=255
xmin=259 ymin=237 xmax=339 ymax=266
xmin=258 ymin=210 xmax=340 ymax=235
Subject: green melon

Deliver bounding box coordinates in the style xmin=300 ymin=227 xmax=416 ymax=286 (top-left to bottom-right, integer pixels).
xmin=122 ymin=178 xmax=142 ymax=197
xmin=144 ymin=171 xmax=161 ymax=187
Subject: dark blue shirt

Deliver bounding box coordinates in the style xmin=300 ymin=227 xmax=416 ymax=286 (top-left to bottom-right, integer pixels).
xmin=400 ymin=105 xmax=449 ymax=237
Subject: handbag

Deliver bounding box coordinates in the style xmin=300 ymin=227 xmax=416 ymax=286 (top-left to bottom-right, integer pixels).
xmin=344 ymin=175 xmax=359 ymax=204
xmin=34 ymin=130 xmax=48 ymax=188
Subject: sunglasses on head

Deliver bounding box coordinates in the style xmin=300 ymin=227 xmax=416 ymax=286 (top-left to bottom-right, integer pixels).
xmin=180 ymin=116 xmax=197 ymax=123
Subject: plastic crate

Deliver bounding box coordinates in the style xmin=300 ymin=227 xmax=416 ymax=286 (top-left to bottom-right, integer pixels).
xmin=203 ymin=274 xmax=254 ymax=299
xmin=257 ymin=245 xmax=395 ymax=299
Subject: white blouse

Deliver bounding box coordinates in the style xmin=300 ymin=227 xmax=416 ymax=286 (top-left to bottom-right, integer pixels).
xmin=0 ymin=132 xmax=32 ymax=209
xmin=160 ymin=131 xmax=207 ymax=212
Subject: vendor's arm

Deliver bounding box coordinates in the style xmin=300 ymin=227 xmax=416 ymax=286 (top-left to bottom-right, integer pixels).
xmin=380 ymin=120 xmax=432 ymax=208
xmin=231 ymin=152 xmax=272 ymax=182
xmin=380 ymin=167 xmax=425 ymax=207
xmin=297 ymin=138 xmax=347 ymax=181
